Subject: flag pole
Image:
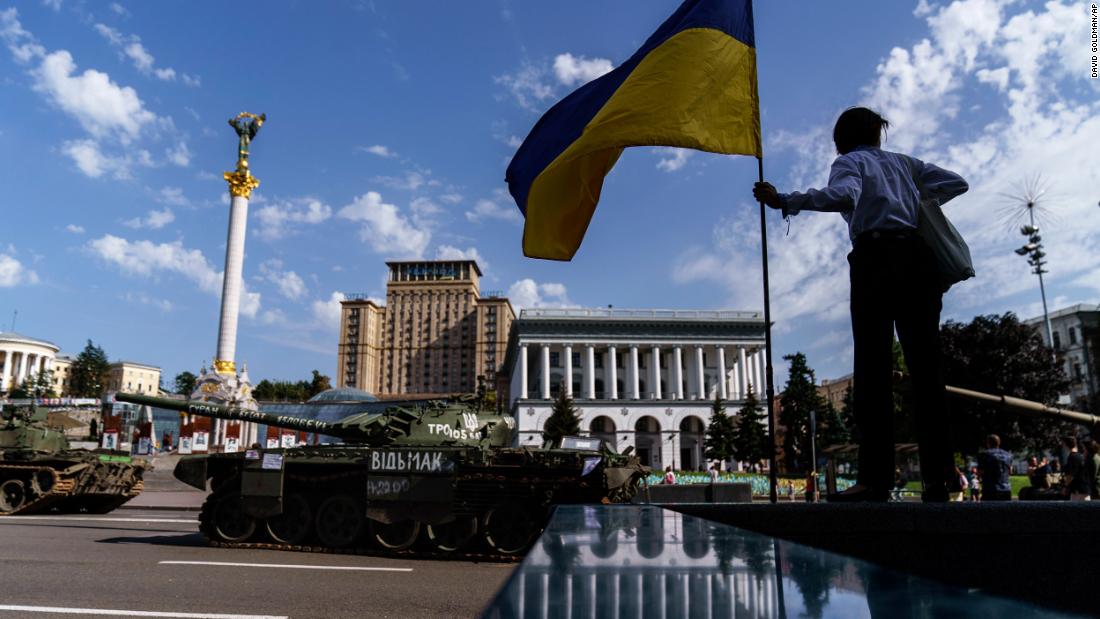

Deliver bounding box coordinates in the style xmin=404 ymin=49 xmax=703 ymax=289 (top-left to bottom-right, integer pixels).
xmin=756 ymin=155 xmax=780 ymax=504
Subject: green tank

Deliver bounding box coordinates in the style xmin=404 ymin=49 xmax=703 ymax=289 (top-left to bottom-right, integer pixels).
xmin=114 ymin=389 xmax=647 ymax=557
xmin=0 ymin=403 xmax=147 ymax=515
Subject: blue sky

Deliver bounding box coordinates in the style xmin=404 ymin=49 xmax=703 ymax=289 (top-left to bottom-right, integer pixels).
xmin=1 ymin=0 xmax=1097 ymax=388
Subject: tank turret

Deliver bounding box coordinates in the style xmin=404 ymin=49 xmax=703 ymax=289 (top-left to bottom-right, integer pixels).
xmin=113 ymin=392 xmax=516 ymax=447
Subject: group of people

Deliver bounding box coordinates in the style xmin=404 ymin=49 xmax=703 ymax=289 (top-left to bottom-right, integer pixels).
xmin=1038 ymin=436 xmax=1100 ymax=501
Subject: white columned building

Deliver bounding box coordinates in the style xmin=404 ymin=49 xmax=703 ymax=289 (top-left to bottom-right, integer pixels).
xmin=0 ymin=332 xmax=60 ymax=394
xmin=503 ymin=308 xmax=767 ymax=472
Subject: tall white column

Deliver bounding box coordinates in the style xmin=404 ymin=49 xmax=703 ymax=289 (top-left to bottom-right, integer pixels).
xmin=754 ymin=349 xmax=764 ymax=395
xmin=740 ymin=347 xmax=750 ymax=393
xmin=651 ymin=345 xmax=662 ymax=399
xmin=214 ymin=193 xmax=251 ymax=373
xmin=732 ymin=353 xmax=742 ymax=399
xmin=607 ymin=346 xmax=618 ymax=400
xmin=563 ymin=344 xmax=573 ymax=396
xmin=694 ymin=345 xmax=706 ymax=400
xmin=584 ymin=345 xmax=596 ymax=399
xmin=0 ymin=349 xmax=8 ymax=392
xmin=519 ymin=344 xmax=528 ymax=400
xmin=629 ymin=345 xmax=640 ymax=400
xmin=718 ymin=347 xmax=728 ymax=399
xmin=673 ymin=346 xmax=684 ymax=400
xmin=17 ymin=352 xmax=28 ymax=387
xmin=541 ymin=344 xmax=551 ymax=399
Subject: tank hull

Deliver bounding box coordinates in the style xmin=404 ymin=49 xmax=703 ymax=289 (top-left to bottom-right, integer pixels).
xmin=0 ymin=451 xmax=146 ymax=515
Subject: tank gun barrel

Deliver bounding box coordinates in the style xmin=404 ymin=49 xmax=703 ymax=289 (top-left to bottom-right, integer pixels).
xmin=114 ymin=392 xmax=350 ymax=439
xmin=945 ymin=385 xmax=1100 ymax=428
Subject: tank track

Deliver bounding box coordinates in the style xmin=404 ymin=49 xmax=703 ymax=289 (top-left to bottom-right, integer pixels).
xmin=196 ymin=494 xmax=524 ymax=563
xmin=0 ymin=460 xmax=145 ymax=516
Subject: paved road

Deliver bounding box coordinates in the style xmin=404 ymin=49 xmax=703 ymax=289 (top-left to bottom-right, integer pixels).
xmin=0 ymin=510 xmax=514 ymax=619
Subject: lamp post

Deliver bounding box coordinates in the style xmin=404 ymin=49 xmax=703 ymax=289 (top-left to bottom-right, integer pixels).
xmin=1014 ymin=214 xmax=1056 ymax=365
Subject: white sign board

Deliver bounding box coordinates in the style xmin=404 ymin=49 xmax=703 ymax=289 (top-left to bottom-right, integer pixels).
xmin=224 ymin=437 xmax=239 ymax=453
xmin=192 ymin=431 xmax=209 ymax=452
xmin=179 ymin=436 xmax=193 ymax=454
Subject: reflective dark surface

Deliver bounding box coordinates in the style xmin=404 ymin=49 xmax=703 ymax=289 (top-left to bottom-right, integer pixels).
xmin=482 ymin=505 xmax=1077 ymax=618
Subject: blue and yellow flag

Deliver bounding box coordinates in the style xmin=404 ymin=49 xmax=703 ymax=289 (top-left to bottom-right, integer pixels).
xmin=506 ymin=0 xmax=761 ymax=260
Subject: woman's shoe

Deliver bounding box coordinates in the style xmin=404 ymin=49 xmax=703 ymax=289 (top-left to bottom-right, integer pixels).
xmin=825 ymin=485 xmax=890 ymax=503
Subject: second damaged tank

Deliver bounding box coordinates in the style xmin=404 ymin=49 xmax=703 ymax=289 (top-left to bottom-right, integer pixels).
xmin=0 ymin=402 xmax=146 ymax=515
xmin=115 ymin=389 xmax=647 ymax=558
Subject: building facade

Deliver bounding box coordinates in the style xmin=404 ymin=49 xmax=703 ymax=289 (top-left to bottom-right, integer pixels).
xmin=503 ymin=308 xmax=767 ymax=471
xmin=337 ymin=260 xmax=515 ymax=397
xmin=1026 ymin=304 xmax=1099 ymax=407
xmin=105 ymin=361 xmax=162 ymax=396
xmin=0 ymin=332 xmax=60 ymax=394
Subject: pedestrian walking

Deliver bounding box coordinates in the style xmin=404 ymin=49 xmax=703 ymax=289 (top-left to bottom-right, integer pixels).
xmin=1062 ymin=437 xmax=1090 ymax=501
xmin=754 ymin=107 xmax=968 ymax=503
xmin=976 ymin=434 xmax=1012 ymax=501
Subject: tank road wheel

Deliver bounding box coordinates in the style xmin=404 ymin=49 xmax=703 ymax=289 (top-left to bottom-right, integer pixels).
xmin=315 ymin=495 xmax=364 ymax=548
xmin=426 ymin=517 xmax=478 ymax=553
xmin=211 ymin=495 xmax=256 ymax=543
xmin=0 ymin=480 xmax=28 ymax=513
xmin=30 ymin=470 xmax=55 ymax=496
xmin=369 ymin=519 xmax=421 ymax=551
xmin=265 ymin=493 xmax=313 ymax=545
xmin=483 ymin=502 xmax=540 ymax=555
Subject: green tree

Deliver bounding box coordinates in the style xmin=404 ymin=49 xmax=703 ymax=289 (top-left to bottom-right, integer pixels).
xmin=10 ymin=371 xmax=57 ymax=399
xmin=818 ymin=400 xmax=849 ymax=447
xmin=543 ymin=386 xmax=581 ymax=447
xmin=731 ymin=384 xmax=770 ymax=472
xmin=704 ymin=396 xmax=735 ymax=468
xmin=68 ymin=340 xmax=110 ymax=397
xmin=940 ymin=312 xmax=1070 ymax=455
xmin=174 ymin=371 xmax=197 ymax=396
xmin=308 ymin=370 xmax=332 ymax=398
xmin=779 ymin=352 xmax=827 ymax=473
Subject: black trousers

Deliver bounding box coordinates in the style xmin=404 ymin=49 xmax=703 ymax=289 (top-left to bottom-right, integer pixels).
xmin=848 ymin=233 xmax=953 ymax=493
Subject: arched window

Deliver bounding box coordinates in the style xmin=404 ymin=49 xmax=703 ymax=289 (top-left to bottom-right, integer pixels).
xmin=590 ymin=416 xmax=616 ymax=434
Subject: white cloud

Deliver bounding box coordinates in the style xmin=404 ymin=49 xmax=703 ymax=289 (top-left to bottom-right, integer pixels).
xmin=435 ymin=245 xmax=487 ymax=270
xmin=360 ymin=144 xmax=395 ymax=158
xmin=507 ymin=278 xmax=571 ymax=310
xmin=1 ymin=9 xmax=45 ymax=63
xmin=65 ymin=224 xmax=85 ymax=234
xmin=0 ymin=252 xmax=39 ymax=287
xmin=259 ymin=259 xmax=307 ymax=301
xmin=311 ymin=292 xmax=346 ymax=331
xmin=371 ymin=170 xmax=435 ymax=192
xmin=41 ymin=0 xmax=62 ymax=12
xmin=62 ymin=139 xmax=149 ymax=179
xmin=33 ymin=50 xmax=158 ymax=143
xmin=123 ymin=291 xmax=172 ymax=312
xmin=94 ymin=22 xmax=194 ymax=85
xmin=165 ymin=140 xmax=190 ymax=166
xmin=123 ymin=208 xmax=174 ymax=230
xmin=156 ymin=186 xmax=188 ymax=207
xmin=109 ymin=3 xmax=130 ymax=17
xmin=655 ymin=147 xmax=693 ymax=172
xmin=552 ymin=52 xmax=613 ymax=87
xmin=337 ymin=191 xmax=430 ymax=258
xmin=465 ymin=198 xmax=521 ymax=223
xmin=253 ymin=198 xmax=332 ymax=241
xmin=88 ymin=234 xmax=260 ymax=317
xmin=439 ymin=193 xmax=463 ymax=205
xmin=495 ymin=62 xmax=555 ymax=111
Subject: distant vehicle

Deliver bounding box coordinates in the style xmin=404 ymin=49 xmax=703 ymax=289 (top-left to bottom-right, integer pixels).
xmin=115 ymin=387 xmax=647 ymax=557
xmin=0 ymin=402 xmax=146 ymax=515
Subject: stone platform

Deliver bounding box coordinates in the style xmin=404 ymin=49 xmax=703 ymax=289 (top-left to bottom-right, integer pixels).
xmin=673 ymin=501 xmax=1100 ymax=617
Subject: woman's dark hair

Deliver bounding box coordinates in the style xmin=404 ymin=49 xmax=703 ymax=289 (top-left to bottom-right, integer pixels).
xmin=833 ymin=107 xmax=889 ymax=155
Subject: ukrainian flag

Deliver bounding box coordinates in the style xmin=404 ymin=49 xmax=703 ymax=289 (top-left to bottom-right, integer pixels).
xmin=506 ymin=0 xmax=762 ymax=260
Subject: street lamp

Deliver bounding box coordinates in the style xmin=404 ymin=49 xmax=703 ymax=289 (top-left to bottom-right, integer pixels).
xmin=1015 ymin=222 xmax=1056 ymax=364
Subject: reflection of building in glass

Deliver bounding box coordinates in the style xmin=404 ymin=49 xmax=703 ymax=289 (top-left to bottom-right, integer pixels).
xmin=337 ymin=261 xmax=514 ymax=397
xmin=503 ymin=308 xmax=766 ymax=470
xmin=489 ymin=506 xmax=780 ymax=618
xmin=1025 ymin=304 xmax=1099 ymax=407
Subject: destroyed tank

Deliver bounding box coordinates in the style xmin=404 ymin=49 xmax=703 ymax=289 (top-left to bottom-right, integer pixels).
xmin=945 ymin=384 xmax=1100 ymax=501
xmin=0 ymin=402 xmax=146 ymax=515
xmin=115 ymin=390 xmax=647 ymax=557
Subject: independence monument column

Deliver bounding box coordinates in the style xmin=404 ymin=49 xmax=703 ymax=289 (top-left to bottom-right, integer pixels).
xmin=190 ymin=112 xmax=265 ymax=452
